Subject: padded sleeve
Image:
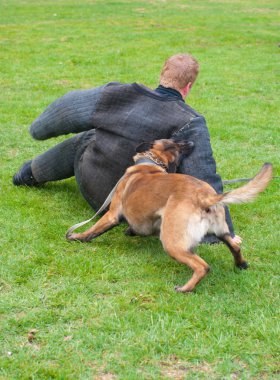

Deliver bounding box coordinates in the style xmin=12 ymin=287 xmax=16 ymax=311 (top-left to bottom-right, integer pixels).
xmin=172 ymin=116 xmax=235 ymax=236
xmin=29 ymin=86 xmax=106 ymax=140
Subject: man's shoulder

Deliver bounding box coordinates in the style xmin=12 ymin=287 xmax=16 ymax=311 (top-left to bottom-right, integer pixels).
xmin=101 ymin=82 xmax=139 ymax=97
xmin=99 ymin=82 xmax=204 ymax=121
xmin=104 ymin=82 xmax=133 ymax=90
xmin=177 ymin=102 xmax=203 ymax=119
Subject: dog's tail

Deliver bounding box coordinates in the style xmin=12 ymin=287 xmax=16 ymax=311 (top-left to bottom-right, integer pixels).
xmin=202 ymin=163 xmax=273 ymax=208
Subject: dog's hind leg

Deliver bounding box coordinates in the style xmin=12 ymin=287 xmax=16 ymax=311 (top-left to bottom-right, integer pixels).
xmin=218 ymin=233 xmax=249 ymax=269
xmin=67 ymin=210 xmax=120 ymax=242
xmin=208 ymin=207 xmax=249 ymax=270
xmin=160 ymin=209 xmax=210 ymax=292
xmin=172 ymin=250 xmax=210 ymax=293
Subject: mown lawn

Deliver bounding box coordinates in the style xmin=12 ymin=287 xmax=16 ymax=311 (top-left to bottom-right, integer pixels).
xmin=0 ymin=0 xmax=279 ymax=379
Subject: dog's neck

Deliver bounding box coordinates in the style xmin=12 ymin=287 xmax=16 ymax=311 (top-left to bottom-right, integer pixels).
xmin=134 ymin=151 xmax=168 ymax=171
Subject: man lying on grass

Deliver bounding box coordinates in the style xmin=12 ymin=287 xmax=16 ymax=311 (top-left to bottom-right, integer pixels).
xmin=12 ymin=53 xmax=241 ymax=245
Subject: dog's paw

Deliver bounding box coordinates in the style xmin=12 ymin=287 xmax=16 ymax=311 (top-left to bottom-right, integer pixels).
xmin=66 ymin=232 xmax=75 ymax=241
xmin=66 ymin=232 xmax=85 ymax=242
xmin=124 ymin=227 xmax=136 ymax=236
xmin=174 ymin=285 xmax=193 ymax=293
xmin=237 ymin=261 xmax=249 ymax=270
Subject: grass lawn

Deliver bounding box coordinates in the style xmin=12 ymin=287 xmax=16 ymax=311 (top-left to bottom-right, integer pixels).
xmin=1 ymin=0 xmax=279 ymax=379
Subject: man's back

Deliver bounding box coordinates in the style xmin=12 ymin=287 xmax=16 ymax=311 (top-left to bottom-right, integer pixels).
xmin=76 ymin=82 xmax=202 ymax=209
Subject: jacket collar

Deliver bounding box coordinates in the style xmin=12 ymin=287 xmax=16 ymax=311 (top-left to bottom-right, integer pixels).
xmin=154 ymin=85 xmax=183 ymax=101
xmin=132 ymin=83 xmax=184 ymax=102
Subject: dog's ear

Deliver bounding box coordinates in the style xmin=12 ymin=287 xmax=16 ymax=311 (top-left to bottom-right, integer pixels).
xmin=136 ymin=141 xmax=153 ymax=153
xmin=174 ymin=140 xmax=195 ymax=156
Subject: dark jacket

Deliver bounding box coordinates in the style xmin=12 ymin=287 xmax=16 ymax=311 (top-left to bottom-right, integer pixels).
xmin=30 ymin=82 xmax=234 ymax=235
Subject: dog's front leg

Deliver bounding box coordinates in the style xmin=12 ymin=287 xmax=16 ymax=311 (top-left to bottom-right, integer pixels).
xmin=66 ymin=211 xmax=120 ymax=242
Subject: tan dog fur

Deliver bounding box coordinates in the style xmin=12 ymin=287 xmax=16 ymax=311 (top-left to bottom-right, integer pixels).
xmin=67 ymin=139 xmax=273 ymax=292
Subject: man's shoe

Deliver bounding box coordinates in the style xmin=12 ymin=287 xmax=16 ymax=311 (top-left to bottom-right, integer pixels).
xmin=12 ymin=160 xmax=39 ymax=186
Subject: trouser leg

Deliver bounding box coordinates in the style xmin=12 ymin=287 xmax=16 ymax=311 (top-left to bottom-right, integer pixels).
xmin=31 ymin=137 xmax=77 ymax=183
xmin=13 ymin=130 xmax=95 ymax=186
xmin=31 ymin=131 xmax=95 ymax=183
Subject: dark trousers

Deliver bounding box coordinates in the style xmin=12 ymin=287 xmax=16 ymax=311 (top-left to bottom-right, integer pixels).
xmin=31 ymin=130 xmax=96 ymax=184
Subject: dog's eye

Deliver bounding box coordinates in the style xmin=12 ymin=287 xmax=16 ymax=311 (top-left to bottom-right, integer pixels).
xmin=165 ymin=144 xmax=177 ymax=151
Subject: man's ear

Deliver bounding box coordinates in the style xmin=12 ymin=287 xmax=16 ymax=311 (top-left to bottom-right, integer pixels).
xmin=136 ymin=141 xmax=153 ymax=153
xmin=181 ymin=82 xmax=193 ymax=98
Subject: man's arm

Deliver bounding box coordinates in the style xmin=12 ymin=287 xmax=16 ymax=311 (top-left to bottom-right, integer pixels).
xmin=29 ymin=85 xmax=107 ymax=140
xmin=172 ymin=115 xmax=235 ymax=237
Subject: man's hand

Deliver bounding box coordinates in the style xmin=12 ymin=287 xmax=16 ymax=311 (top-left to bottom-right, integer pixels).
xmin=232 ymin=235 xmax=242 ymax=245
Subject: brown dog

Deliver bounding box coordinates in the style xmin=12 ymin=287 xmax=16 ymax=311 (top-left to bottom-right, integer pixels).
xmin=67 ymin=139 xmax=272 ymax=292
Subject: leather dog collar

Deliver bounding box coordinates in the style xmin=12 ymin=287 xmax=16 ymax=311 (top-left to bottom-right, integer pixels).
xmin=134 ymin=151 xmax=168 ymax=171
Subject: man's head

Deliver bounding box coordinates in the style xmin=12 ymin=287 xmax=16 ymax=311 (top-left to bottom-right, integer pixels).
xmin=159 ymin=53 xmax=199 ymax=99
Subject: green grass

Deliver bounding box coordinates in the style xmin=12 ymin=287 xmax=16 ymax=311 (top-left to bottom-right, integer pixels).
xmin=1 ymin=0 xmax=279 ymax=379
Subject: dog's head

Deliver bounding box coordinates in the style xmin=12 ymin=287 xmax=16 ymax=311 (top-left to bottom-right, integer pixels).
xmin=135 ymin=139 xmax=194 ymax=172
